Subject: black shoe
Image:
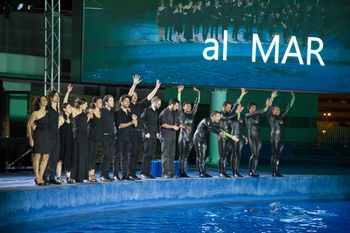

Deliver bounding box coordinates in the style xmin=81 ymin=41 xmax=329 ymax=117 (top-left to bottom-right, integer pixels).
xmin=130 ymin=175 xmax=141 ymax=180
xmin=148 ymin=174 xmax=156 ymax=179
xmin=233 ymin=172 xmax=244 ymax=178
xmin=219 ymin=173 xmax=231 ymax=178
xmin=140 ymin=174 xmax=151 ymax=179
xmin=127 ymin=175 xmax=135 ymax=180
xmin=200 ymin=173 xmax=212 ymax=178
xmin=121 ymin=176 xmax=132 ymax=180
xmin=100 ymin=176 xmax=113 ymax=182
xmin=49 ymin=178 xmax=61 ymax=185
xmin=249 ymin=171 xmax=260 ymax=177
xmin=272 ymin=172 xmax=283 ymax=177
xmin=179 ymin=172 xmax=190 ymax=178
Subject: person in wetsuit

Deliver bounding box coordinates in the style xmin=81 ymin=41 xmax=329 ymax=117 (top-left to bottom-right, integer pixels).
xmin=245 ymin=91 xmax=277 ymax=177
xmin=177 ymin=85 xmax=200 ymax=177
xmin=193 ymin=111 xmax=239 ymax=178
xmin=218 ymin=88 xmax=247 ymax=178
xmin=267 ymin=91 xmax=295 ymax=177
xmin=231 ymin=103 xmax=248 ymax=177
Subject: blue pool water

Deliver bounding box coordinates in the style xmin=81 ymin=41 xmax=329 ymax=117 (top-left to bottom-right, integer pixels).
xmin=3 ymin=200 xmax=350 ymax=233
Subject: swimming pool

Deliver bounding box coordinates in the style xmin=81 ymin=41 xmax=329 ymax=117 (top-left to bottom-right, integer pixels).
xmin=3 ymin=200 xmax=350 ymax=232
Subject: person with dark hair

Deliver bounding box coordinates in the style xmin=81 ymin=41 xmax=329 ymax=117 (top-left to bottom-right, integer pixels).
xmin=221 ymin=0 xmax=231 ymax=39
xmin=232 ymin=0 xmax=244 ymax=41
xmin=210 ymin=0 xmax=221 ymax=40
xmin=46 ymin=90 xmax=61 ymax=185
xmin=193 ymin=111 xmax=238 ymax=178
xmin=177 ymin=85 xmax=200 ymax=177
xmin=140 ymin=96 xmax=162 ymax=179
xmin=245 ymin=91 xmax=276 ymax=177
xmin=193 ymin=0 xmax=203 ymax=41
xmin=183 ymin=0 xmax=194 ymax=42
xmin=231 ymin=103 xmax=248 ymax=177
xmin=202 ymin=0 xmax=213 ymax=40
xmin=157 ymin=0 xmax=167 ymax=42
xmin=27 ymin=95 xmax=50 ymax=186
xmin=58 ymin=103 xmax=75 ymax=183
xmin=127 ymin=75 xmax=161 ymax=180
xmin=114 ymin=94 xmax=138 ymax=180
xmin=63 ymin=84 xmax=92 ymax=182
xmin=159 ymin=98 xmax=181 ymax=178
xmin=100 ymin=94 xmax=116 ymax=181
xmin=165 ymin=0 xmax=175 ymax=42
xmin=268 ymin=92 xmax=295 ymax=177
xmin=87 ymin=97 xmax=103 ymax=182
xmin=244 ymin=0 xmax=254 ymax=41
xmin=217 ymin=88 xmax=247 ymax=178
xmin=174 ymin=2 xmax=184 ymax=42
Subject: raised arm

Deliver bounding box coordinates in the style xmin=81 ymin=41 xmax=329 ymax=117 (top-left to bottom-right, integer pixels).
xmin=128 ymin=74 xmax=142 ymax=97
xmin=177 ymin=85 xmax=184 ymax=114
xmin=281 ymin=92 xmax=296 ymax=118
xmin=190 ymin=87 xmax=200 ymax=116
xmin=63 ymin=84 xmax=73 ymax=104
xmin=147 ymin=79 xmax=161 ymax=101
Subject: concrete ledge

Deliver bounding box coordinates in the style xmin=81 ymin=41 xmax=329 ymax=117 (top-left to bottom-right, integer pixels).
xmin=1 ymin=175 xmax=350 ymax=224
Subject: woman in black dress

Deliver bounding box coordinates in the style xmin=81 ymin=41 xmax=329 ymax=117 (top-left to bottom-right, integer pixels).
xmin=63 ymin=84 xmax=92 ymax=183
xmin=58 ymin=103 xmax=75 ymax=183
xmin=87 ymin=97 xmax=103 ymax=182
xmin=27 ymin=95 xmax=50 ymax=186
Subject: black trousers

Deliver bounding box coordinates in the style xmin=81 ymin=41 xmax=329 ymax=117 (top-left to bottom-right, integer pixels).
xmin=47 ymin=138 xmax=60 ymax=179
xmin=114 ymin=139 xmax=131 ymax=177
xmin=88 ymin=139 xmax=102 ymax=171
xmin=193 ymin=137 xmax=207 ymax=175
xmin=270 ymin=132 xmax=284 ymax=173
xmin=178 ymin=138 xmax=193 ymax=173
xmin=141 ymin=138 xmax=157 ymax=175
xmin=232 ymin=141 xmax=244 ymax=172
xmin=160 ymin=138 xmax=176 ymax=177
xmin=129 ymin=130 xmax=143 ymax=176
xmin=218 ymin=137 xmax=232 ymax=174
xmin=248 ymin=134 xmax=262 ymax=173
xmin=232 ymin=20 xmax=242 ymax=39
xmin=100 ymin=135 xmax=115 ymax=178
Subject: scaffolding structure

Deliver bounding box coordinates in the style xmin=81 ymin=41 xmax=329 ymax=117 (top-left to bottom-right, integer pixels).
xmin=44 ymin=0 xmax=61 ymax=94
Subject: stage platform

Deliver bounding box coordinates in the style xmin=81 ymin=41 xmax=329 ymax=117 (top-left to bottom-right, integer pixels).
xmin=1 ymin=166 xmax=350 ymax=226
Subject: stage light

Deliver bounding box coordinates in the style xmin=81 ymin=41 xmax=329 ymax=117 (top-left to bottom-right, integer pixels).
xmin=322 ymin=130 xmax=326 ymax=134
xmin=327 ymin=113 xmax=331 ymax=116
xmin=323 ymin=113 xmax=326 ymax=116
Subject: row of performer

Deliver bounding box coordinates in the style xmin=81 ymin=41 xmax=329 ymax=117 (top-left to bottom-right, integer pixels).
xmin=27 ymin=75 xmax=295 ymax=185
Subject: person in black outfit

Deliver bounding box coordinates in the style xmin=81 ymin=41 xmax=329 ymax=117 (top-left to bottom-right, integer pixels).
xmin=159 ymin=98 xmax=181 ymax=178
xmin=87 ymin=97 xmax=103 ymax=182
xmin=59 ymin=103 xmax=75 ymax=184
xmin=174 ymin=2 xmax=184 ymax=41
xmin=165 ymin=0 xmax=175 ymax=41
xmin=244 ymin=0 xmax=254 ymax=41
xmin=63 ymin=84 xmax=92 ymax=183
xmin=157 ymin=0 xmax=167 ymax=42
xmin=245 ymin=91 xmax=276 ymax=177
xmin=100 ymin=94 xmax=116 ymax=181
xmin=210 ymin=0 xmax=221 ymax=40
xmin=193 ymin=0 xmax=203 ymax=41
xmin=46 ymin=90 xmax=61 ymax=184
xmin=218 ymin=88 xmax=247 ymax=177
xmin=268 ymin=92 xmax=295 ymax=177
xmin=221 ymin=0 xmax=231 ymax=39
xmin=231 ymin=103 xmax=248 ymax=177
xmin=177 ymin=85 xmax=200 ymax=177
xmin=140 ymin=97 xmax=162 ymax=179
xmin=232 ymin=0 xmax=244 ymax=41
xmin=27 ymin=95 xmax=50 ymax=186
xmin=183 ymin=0 xmax=194 ymax=41
xmin=256 ymin=1 xmax=268 ymax=40
xmin=114 ymin=94 xmax=138 ymax=180
xmin=282 ymin=3 xmax=293 ymax=43
xmin=193 ymin=111 xmax=238 ymax=178
xmin=127 ymin=75 xmax=161 ymax=180
xmin=291 ymin=2 xmax=303 ymax=38
xmin=202 ymin=0 xmax=213 ymax=40
xmin=302 ymin=4 xmax=313 ymax=46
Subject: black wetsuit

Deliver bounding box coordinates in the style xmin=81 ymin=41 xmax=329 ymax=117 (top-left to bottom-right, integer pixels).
xmin=193 ymin=117 xmax=222 ymax=176
xmin=267 ymin=100 xmax=293 ymax=175
xmin=218 ymin=108 xmax=236 ymax=176
xmin=245 ymin=107 xmax=268 ymax=174
xmin=231 ymin=114 xmax=245 ymax=175
xmin=178 ymin=98 xmax=199 ymax=176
